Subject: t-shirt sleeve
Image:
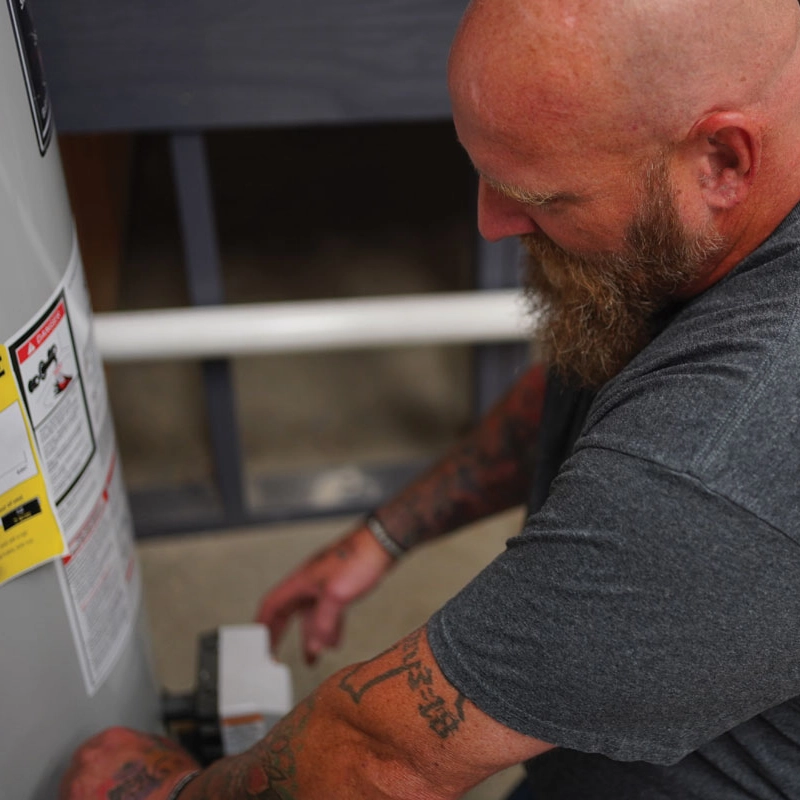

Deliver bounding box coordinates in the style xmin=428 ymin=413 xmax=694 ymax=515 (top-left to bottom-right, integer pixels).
xmin=427 ymin=445 xmax=800 ymax=764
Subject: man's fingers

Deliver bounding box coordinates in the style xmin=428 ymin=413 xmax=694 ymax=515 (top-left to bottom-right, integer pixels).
xmin=257 ymin=574 xmax=307 ymax=624
xmin=312 ymin=595 xmax=345 ymax=648
xmin=300 ymin=596 xmax=346 ymax=664
xmin=71 ymin=726 xmax=133 ymax=759
xmin=301 ymin=609 xmax=322 ymax=665
xmin=60 ymin=728 xmax=199 ymax=799
xmin=258 ymin=601 xmax=291 ymax=647
xmin=262 ymin=597 xmax=313 ymax=652
xmin=257 ymin=542 xmax=361 ymax=658
xmin=257 ymin=576 xmax=319 ymax=647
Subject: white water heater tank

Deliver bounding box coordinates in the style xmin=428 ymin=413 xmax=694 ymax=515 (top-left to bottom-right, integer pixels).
xmin=0 ymin=4 xmax=161 ymax=798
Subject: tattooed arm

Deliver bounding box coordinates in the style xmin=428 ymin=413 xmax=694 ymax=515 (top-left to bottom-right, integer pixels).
xmin=374 ymin=363 xmax=546 ymax=549
xmin=62 ymin=626 xmax=553 ymax=800
xmin=257 ymin=365 xmax=547 ymax=662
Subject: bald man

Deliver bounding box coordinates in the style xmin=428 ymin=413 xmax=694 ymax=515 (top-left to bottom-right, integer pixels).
xmin=62 ymin=0 xmax=800 ymax=798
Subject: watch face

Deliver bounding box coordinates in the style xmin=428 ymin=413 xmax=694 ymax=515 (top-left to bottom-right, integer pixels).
xmin=7 ymin=0 xmax=53 ymax=155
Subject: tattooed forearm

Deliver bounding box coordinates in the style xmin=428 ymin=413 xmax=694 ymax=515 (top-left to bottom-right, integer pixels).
xmin=188 ymin=630 xmax=466 ymax=799
xmin=375 ymin=365 xmax=546 ymax=549
xmin=188 ymin=696 xmax=315 ymax=800
xmin=339 ymin=629 xmax=466 ymax=740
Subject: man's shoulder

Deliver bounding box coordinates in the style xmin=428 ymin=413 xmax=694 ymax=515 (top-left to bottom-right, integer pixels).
xmin=579 ymin=239 xmax=800 ymax=531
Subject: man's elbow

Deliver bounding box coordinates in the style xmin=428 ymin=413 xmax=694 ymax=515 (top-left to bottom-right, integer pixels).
xmin=313 ymin=670 xmax=477 ymax=800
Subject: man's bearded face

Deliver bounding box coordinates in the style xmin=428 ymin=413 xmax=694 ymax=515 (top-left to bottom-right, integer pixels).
xmin=523 ymin=157 xmax=725 ymax=388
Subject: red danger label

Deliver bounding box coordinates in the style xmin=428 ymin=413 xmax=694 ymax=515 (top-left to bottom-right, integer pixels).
xmin=16 ymin=302 xmax=65 ymax=364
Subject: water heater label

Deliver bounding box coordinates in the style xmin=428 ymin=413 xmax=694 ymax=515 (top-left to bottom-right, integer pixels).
xmin=12 ymin=296 xmax=96 ymax=503
xmin=4 ymin=236 xmax=141 ymax=695
xmin=0 ymin=348 xmax=66 ymax=585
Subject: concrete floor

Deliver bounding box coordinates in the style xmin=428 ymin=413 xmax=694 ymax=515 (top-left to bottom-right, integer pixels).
xmin=110 ymin=125 xmax=530 ymax=798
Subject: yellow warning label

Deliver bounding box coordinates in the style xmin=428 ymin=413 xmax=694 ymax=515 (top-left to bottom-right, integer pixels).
xmin=0 ymin=345 xmax=66 ymax=586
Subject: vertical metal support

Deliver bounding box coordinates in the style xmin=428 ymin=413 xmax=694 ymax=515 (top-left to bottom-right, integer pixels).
xmin=170 ymin=132 xmax=246 ymax=523
xmin=473 ymin=234 xmax=531 ymax=416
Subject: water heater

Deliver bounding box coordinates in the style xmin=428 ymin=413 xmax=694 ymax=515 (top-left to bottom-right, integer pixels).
xmin=0 ymin=3 xmax=161 ymax=797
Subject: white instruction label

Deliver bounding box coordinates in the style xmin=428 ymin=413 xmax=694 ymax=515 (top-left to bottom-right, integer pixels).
xmin=5 ymin=236 xmax=140 ymax=695
xmin=60 ymin=451 xmax=138 ymax=688
xmin=12 ymin=297 xmax=95 ymax=501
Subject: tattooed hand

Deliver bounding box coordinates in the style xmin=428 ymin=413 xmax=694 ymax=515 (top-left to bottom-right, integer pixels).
xmin=60 ymin=727 xmax=200 ymax=800
xmin=257 ymin=525 xmax=395 ymax=664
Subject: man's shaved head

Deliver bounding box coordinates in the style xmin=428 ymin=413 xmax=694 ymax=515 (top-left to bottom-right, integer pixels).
xmin=452 ymin=0 xmax=800 ymax=148
xmin=450 ymin=0 xmax=800 ymax=386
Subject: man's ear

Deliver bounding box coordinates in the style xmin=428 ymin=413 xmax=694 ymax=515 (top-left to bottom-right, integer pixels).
xmin=689 ymin=112 xmax=760 ymax=210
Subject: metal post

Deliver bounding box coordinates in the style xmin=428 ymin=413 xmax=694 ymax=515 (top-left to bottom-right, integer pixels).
xmin=169 ymin=133 xmax=246 ymax=523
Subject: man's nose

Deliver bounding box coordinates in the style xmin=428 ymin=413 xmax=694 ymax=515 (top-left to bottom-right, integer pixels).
xmin=477 ymin=179 xmax=538 ymax=242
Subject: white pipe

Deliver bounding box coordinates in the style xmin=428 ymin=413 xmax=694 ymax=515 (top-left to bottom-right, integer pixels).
xmin=93 ymin=290 xmax=534 ymax=362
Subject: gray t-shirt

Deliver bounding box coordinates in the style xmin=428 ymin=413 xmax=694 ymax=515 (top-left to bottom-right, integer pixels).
xmin=428 ymin=204 xmax=800 ymax=798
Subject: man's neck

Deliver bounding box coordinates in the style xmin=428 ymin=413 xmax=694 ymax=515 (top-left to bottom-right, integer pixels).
xmin=679 ymin=195 xmax=799 ymax=299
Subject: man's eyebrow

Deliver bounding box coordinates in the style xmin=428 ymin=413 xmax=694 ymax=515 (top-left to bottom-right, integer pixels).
xmin=482 ymin=175 xmax=576 ymax=206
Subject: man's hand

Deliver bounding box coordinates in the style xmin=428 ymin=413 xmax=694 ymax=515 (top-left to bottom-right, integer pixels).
xmin=257 ymin=525 xmax=395 ymax=664
xmin=60 ymin=728 xmax=200 ymax=800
